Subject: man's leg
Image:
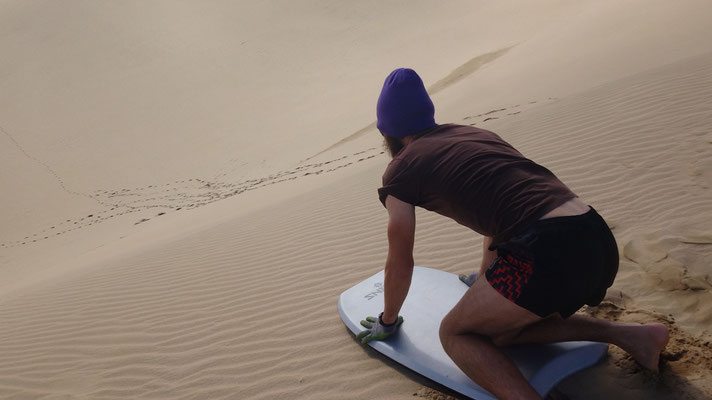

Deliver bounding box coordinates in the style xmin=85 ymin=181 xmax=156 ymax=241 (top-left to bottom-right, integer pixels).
xmin=495 ymin=314 xmax=669 ymax=372
xmin=439 ymin=275 xmax=544 ymax=400
xmin=439 ymin=276 xmax=670 ymax=400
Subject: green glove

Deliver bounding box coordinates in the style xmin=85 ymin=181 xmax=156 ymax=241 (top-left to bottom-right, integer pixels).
xmin=458 ymin=271 xmax=478 ymax=287
xmin=356 ymin=313 xmax=404 ymax=344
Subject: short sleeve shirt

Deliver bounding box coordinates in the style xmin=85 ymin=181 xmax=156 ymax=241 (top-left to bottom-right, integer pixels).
xmin=378 ymin=124 xmax=576 ymax=246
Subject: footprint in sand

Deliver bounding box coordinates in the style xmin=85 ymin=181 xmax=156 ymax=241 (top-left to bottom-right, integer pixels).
xmin=623 ymin=238 xmax=667 ymax=265
xmin=624 ymin=236 xmax=712 ymax=291
xmin=680 ymin=231 xmax=712 ymax=244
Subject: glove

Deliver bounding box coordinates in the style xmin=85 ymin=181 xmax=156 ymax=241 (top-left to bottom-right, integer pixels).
xmin=356 ymin=312 xmax=404 ymax=344
xmin=458 ymin=271 xmax=478 ymax=287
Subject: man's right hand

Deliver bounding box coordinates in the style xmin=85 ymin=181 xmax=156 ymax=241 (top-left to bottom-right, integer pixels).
xmin=356 ymin=313 xmax=404 ymax=344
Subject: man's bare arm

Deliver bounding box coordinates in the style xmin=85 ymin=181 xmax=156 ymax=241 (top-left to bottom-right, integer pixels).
xmin=382 ymin=195 xmax=416 ymax=325
xmin=479 ymin=236 xmax=497 ymax=276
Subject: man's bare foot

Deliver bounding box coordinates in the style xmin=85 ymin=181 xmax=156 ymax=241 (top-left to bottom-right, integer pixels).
xmin=618 ymin=322 xmax=670 ymax=373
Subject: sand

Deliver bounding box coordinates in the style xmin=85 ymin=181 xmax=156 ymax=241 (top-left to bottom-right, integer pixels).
xmin=2 ymin=1 xmax=712 ymax=399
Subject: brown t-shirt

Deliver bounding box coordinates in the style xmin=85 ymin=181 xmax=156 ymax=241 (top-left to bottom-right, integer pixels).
xmin=378 ymin=124 xmax=576 ymax=246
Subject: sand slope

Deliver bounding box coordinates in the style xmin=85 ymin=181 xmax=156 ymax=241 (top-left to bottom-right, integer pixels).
xmin=2 ymin=51 xmax=712 ymax=399
xmin=3 ymin=1 xmax=712 ymax=399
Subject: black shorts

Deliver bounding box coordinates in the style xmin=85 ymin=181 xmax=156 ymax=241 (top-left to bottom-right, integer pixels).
xmin=485 ymin=207 xmax=619 ymax=318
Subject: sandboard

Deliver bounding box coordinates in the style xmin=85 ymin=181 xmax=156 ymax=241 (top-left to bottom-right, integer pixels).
xmin=338 ymin=266 xmax=607 ymax=399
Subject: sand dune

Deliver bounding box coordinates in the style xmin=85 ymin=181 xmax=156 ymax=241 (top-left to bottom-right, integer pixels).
xmin=2 ymin=1 xmax=712 ymax=399
xmin=2 ymin=51 xmax=712 ymax=399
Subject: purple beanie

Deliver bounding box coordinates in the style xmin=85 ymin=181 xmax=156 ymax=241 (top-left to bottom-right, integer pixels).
xmin=376 ymin=68 xmax=436 ymax=138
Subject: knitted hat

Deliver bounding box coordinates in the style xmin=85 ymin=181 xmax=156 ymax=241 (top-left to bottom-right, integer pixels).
xmin=376 ymin=68 xmax=436 ymax=138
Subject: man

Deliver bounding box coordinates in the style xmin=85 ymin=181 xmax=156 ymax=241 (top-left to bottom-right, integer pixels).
xmin=357 ymin=68 xmax=670 ymax=400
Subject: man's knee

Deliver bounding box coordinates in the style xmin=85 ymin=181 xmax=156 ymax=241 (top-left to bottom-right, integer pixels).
xmin=490 ymin=330 xmax=518 ymax=347
xmin=439 ymin=311 xmax=467 ymax=351
xmin=440 ymin=310 xmax=518 ymax=348
xmin=439 ymin=311 xmax=489 ymax=350
xmin=439 ymin=313 xmax=454 ymax=348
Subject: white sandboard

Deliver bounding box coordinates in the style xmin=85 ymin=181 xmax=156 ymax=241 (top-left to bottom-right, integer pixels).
xmin=338 ymin=267 xmax=607 ymax=399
